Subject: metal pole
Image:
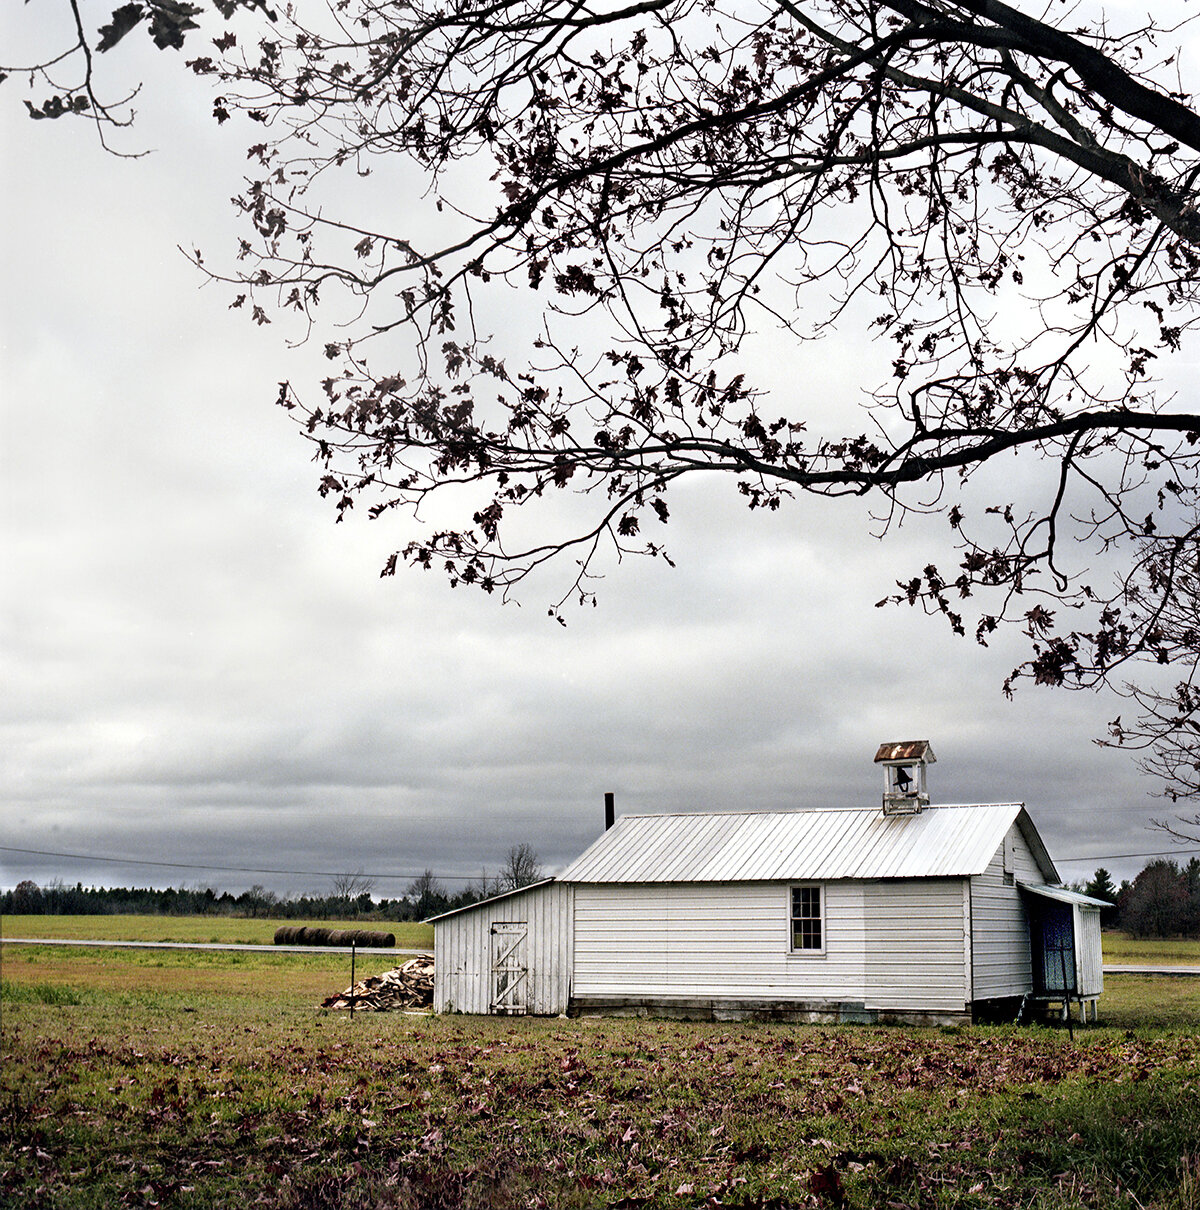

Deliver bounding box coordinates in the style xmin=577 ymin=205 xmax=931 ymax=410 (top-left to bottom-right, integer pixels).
xmin=1059 ymin=944 xmax=1073 ymax=1042
xmin=350 ymin=940 xmax=356 ymax=1021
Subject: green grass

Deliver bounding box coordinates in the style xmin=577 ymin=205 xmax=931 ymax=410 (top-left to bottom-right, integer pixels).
xmin=0 ymin=913 xmax=433 ymax=949
xmin=2 ymin=944 xmax=1200 ymax=1209
xmin=1100 ymin=973 xmax=1200 ymax=1028
xmin=4 ymin=998 xmax=1200 ymax=1209
xmin=0 ymin=942 xmax=411 ymax=1005
xmin=0 ymin=980 xmax=83 ymax=1006
xmin=1103 ymin=932 xmax=1200 ymax=966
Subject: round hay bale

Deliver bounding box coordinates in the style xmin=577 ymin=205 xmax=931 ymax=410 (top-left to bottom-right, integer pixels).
xmin=276 ymin=926 xmax=396 ymax=947
xmin=349 ymin=930 xmax=395 ymax=948
xmin=338 ymin=929 xmax=396 ymax=948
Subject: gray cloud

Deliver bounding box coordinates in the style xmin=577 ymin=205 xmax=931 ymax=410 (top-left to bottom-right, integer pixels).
xmin=1 ymin=27 xmax=1190 ymax=906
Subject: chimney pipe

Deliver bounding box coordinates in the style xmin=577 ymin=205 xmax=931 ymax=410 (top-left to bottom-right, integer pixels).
xmin=604 ymin=792 xmax=615 ymax=831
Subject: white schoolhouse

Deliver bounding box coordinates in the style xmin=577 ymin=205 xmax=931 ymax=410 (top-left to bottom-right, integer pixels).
xmin=430 ymin=743 xmax=1107 ymax=1025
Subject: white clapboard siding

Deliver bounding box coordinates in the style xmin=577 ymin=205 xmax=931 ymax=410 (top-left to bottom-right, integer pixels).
xmin=862 ymin=878 xmax=968 ymax=1013
xmin=434 ymin=881 xmax=573 ymax=1015
xmin=574 ymin=882 xmax=870 ymax=1003
xmin=969 ymin=823 xmax=1044 ymax=999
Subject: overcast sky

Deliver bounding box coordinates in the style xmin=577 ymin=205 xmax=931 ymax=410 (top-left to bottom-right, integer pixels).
xmin=4 ymin=7 xmax=1199 ymax=903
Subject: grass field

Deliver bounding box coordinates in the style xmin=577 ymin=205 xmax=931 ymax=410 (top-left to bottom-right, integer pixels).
xmin=0 ymin=914 xmax=435 ymax=950
xmin=1101 ymin=934 xmax=1200 ymax=965
xmin=3 ymin=922 xmax=1200 ymax=1208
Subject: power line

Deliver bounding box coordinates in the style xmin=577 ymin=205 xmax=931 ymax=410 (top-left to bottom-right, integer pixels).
xmin=4 ymin=839 xmax=1198 ymax=887
xmin=0 ymin=845 xmax=476 ymax=884
xmin=1056 ymin=845 xmax=1200 ymax=862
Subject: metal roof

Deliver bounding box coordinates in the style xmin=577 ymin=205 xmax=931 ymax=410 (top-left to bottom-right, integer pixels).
xmin=874 ymin=740 xmax=936 ymax=764
xmin=557 ymin=804 xmax=1059 ymax=884
xmin=1018 ymin=882 xmax=1112 ymax=908
xmin=423 ymin=877 xmax=558 ymax=925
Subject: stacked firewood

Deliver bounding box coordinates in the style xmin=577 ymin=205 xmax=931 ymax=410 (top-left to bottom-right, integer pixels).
xmin=320 ymin=955 xmax=434 ymax=1011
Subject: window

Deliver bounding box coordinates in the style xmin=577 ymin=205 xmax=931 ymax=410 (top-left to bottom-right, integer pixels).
xmin=790 ymin=884 xmax=824 ymax=953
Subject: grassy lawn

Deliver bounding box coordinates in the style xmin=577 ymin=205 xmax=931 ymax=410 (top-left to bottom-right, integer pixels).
xmin=1 ymin=914 xmax=434 ymax=950
xmin=1103 ymin=932 xmax=1200 ymax=966
xmin=1 ymin=942 xmax=410 ymax=1002
xmin=3 ymin=942 xmax=1200 ymax=1208
xmin=1098 ymin=972 xmax=1200 ymax=1028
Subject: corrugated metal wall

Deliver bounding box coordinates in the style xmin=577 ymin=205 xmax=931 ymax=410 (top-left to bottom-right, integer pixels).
xmin=970 ymin=823 xmax=1044 ymax=1000
xmin=434 ymin=882 xmax=574 ymax=1015
xmin=1074 ymin=905 xmax=1104 ymax=997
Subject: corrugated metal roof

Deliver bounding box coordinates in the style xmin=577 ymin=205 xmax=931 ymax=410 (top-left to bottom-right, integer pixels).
xmin=1018 ymin=882 xmax=1112 ymax=908
xmin=423 ymin=878 xmax=558 ymax=924
xmin=558 ymin=804 xmax=1056 ymax=884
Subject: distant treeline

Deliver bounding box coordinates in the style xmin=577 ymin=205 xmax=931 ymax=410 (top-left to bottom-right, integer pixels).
xmin=6 ymin=854 xmax=1199 ymax=937
xmin=2 ymin=847 xmax=545 ymax=924
xmin=1067 ymin=858 xmax=1200 ymax=938
xmin=1 ymin=873 xmax=503 ymax=923
xmin=1103 ymin=857 xmax=1200 ymax=939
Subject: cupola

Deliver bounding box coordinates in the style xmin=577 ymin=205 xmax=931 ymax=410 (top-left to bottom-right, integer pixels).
xmin=874 ymin=740 xmax=935 ymax=814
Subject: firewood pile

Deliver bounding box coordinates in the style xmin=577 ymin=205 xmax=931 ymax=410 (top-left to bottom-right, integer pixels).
xmin=320 ymin=955 xmax=434 ymax=1011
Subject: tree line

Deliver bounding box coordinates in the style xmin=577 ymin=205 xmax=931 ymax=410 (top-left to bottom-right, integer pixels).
xmin=1079 ymin=859 xmax=1200 ymax=939
xmin=2 ymin=845 xmax=543 ymax=923
xmin=7 ymin=848 xmax=1200 ymax=938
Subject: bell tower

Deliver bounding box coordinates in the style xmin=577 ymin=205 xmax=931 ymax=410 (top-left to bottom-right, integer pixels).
xmin=874 ymin=740 xmax=935 ymax=814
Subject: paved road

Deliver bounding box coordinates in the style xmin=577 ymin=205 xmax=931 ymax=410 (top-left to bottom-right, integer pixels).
xmin=1103 ymin=963 xmax=1200 ymax=976
xmin=0 ymin=937 xmax=431 ymax=956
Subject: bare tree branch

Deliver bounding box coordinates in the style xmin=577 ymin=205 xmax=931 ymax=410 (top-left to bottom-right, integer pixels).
xmin=25 ymin=0 xmax=1200 ymax=798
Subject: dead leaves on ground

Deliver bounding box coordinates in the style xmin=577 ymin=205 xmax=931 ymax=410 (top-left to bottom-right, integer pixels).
xmin=4 ymin=1015 xmax=1199 ymax=1208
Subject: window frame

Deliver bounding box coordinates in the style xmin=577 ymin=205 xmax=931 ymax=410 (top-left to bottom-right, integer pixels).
xmin=789 ymin=882 xmax=826 ymax=956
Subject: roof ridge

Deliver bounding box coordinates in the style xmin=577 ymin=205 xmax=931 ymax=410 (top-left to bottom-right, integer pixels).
xmin=613 ymin=803 xmax=1026 ymax=819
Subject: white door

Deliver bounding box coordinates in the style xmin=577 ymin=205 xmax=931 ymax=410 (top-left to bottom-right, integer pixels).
xmin=490 ymin=922 xmax=528 ymax=1014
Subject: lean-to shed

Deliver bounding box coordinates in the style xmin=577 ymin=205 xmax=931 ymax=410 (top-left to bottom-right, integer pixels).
xmin=430 ymin=879 xmax=574 ymax=1015
xmin=430 ymin=745 xmax=1107 ymax=1024
xmin=1020 ymin=882 xmax=1110 ymax=1021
